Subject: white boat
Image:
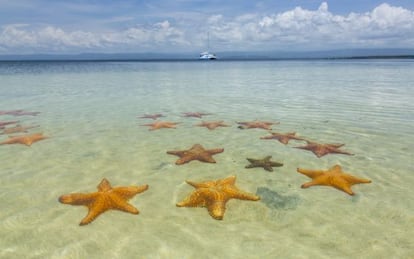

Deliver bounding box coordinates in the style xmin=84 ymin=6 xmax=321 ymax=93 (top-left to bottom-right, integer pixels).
xmin=199 ymin=51 xmax=217 ymax=60
xmin=199 ymin=32 xmax=217 ymax=60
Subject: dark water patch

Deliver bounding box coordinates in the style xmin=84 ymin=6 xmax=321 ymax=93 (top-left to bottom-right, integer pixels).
xmin=256 ymin=187 xmax=300 ymax=210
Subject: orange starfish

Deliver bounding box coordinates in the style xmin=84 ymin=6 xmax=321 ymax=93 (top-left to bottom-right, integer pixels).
xmin=194 ymin=120 xmax=230 ymax=130
xmin=166 ymin=144 xmax=224 ymax=165
xmin=138 ymin=113 xmax=165 ymax=120
xmin=294 ymin=141 xmax=354 ymax=158
xmin=260 ymin=132 xmax=305 ymax=145
xmin=297 ymin=165 xmax=371 ymax=195
xmin=59 ymin=178 xmax=149 ymax=226
xmin=182 ymin=112 xmax=211 ymax=118
xmin=237 ymin=120 xmax=279 ymax=130
xmin=141 ymin=121 xmax=180 ymax=130
xmin=177 ymin=175 xmax=260 ymax=220
xmin=0 ymin=132 xmax=48 ymax=146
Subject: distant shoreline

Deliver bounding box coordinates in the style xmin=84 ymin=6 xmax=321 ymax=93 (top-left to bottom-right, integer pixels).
xmin=0 ymin=55 xmax=413 ymax=62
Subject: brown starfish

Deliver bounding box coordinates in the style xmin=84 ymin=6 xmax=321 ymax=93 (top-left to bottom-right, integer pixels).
xmin=177 ymin=175 xmax=260 ymax=220
xmin=297 ymin=165 xmax=371 ymax=195
xmin=194 ymin=121 xmax=230 ymax=130
xmin=141 ymin=121 xmax=180 ymax=130
xmin=1 ymin=125 xmax=39 ymax=135
xmin=167 ymin=143 xmax=224 ymax=165
xmin=294 ymin=140 xmax=354 ymax=158
xmin=59 ymin=178 xmax=149 ymax=225
xmin=245 ymin=155 xmax=283 ymax=172
xmin=260 ymin=132 xmax=305 ymax=145
xmin=237 ymin=120 xmax=279 ymax=130
xmin=138 ymin=113 xmax=165 ymax=120
xmin=0 ymin=132 xmax=48 ymax=146
xmin=182 ymin=112 xmax=211 ymax=118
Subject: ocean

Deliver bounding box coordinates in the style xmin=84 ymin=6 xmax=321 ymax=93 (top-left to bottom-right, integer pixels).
xmin=0 ymin=60 xmax=413 ymax=258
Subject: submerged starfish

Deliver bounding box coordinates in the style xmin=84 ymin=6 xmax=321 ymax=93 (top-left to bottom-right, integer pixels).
xmin=0 ymin=110 xmax=23 ymax=116
xmin=260 ymin=132 xmax=305 ymax=145
xmin=1 ymin=125 xmax=39 ymax=135
xmin=194 ymin=121 xmax=230 ymax=130
xmin=0 ymin=132 xmax=48 ymax=146
xmin=166 ymin=143 xmax=224 ymax=165
xmin=294 ymin=141 xmax=354 ymax=158
xmin=182 ymin=112 xmax=211 ymax=118
xmin=237 ymin=120 xmax=279 ymax=130
xmin=141 ymin=121 xmax=180 ymax=130
xmin=177 ymin=175 xmax=260 ymax=220
xmin=59 ymin=178 xmax=149 ymax=226
xmin=6 ymin=110 xmax=40 ymax=116
xmin=138 ymin=113 xmax=165 ymax=120
xmin=297 ymin=165 xmax=371 ymax=195
xmin=0 ymin=121 xmax=19 ymax=128
xmin=245 ymin=155 xmax=283 ymax=172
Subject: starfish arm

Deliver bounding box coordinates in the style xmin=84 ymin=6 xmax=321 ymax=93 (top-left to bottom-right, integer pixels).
xmin=207 ymin=148 xmax=224 ymax=155
xmin=263 ymin=166 xmax=274 ymax=172
xmin=226 ymin=186 xmax=260 ymax=201
xmin=217 ymin=176 xmax=237 ymax=186
xmin=301 ymin=180 xmax=323 ymax=189
xmin=297 ymin=168 xmax=325 ymax=179
xmin=166 ymin=150 xmax=185 ymax=157
xmin=207 ymin=201 xmax=226 ymax=220
xmin=331 ymin=149 xmax=354 ymax=156
xmin=270 ymin=162 xmax=284 ymax=167
xmin=79 ymin=199 xmax=107 ymax=226
xmin=108 ymin=195 xmax=140 ymax=214
xmin=245 ymin=164 xmax=256 ymax=169
xmin=342 ymin=174 xmax=372 ymax=184
xmin=188 ymin=181 xmax=216 ymax=189
xmin=176 ymin=189 xmax=209 ymax=207
xmin=113 ymin=185 xmax=149 ymax=200
xmin=58 ymin=193 xmax=100 ymax=206
xmin=197 ymin=153 xmax=217 ymax=163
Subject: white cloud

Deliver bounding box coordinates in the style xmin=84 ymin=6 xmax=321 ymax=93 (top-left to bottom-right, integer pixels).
xmin=0 ymin=2 xmax=413 ymax=53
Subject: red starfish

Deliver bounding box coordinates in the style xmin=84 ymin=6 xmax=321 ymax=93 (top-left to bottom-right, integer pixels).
xmin=294 ymin=141 xmax=354 ymax=158
xmin=138 ymin=113 xmax=165 ymax=120
xmin=167 ymin=144 xmax=224 ymax=165
xmin=237 ymin=120 xmax=279 ymax=130
xmin=260 ymin=132 xmax=305 ymax=145
xmin=182 ymin=112 xmax=211 ymax=118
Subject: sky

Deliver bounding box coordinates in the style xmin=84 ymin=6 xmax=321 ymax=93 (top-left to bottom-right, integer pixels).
xmin=0 ymin=0 xmax=414 ymax=54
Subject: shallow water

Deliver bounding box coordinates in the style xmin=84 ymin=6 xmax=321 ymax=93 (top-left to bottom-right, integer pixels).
xmin=0 ymin=60 xmax=413 ymax=258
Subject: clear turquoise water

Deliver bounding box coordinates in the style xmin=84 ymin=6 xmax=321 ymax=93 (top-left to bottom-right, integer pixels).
xmin=0 ymin=60 xmax=413 ymax=258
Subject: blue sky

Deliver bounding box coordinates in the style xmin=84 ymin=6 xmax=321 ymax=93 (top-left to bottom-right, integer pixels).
xmin=0 ymin=0 xmax=413 ymax=54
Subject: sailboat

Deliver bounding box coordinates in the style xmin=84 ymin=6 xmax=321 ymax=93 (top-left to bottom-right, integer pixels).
xmin=199 ymin=32 xmax=217 ymax=60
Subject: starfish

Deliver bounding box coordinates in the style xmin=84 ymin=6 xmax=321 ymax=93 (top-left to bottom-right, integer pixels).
xmin=182 ymin=112 xmax=211 ymax=118
xmin=177 ymin=175 xmax=260 ymax=220
xmin=141 ymin=121 xmax=180 ymax=130
xmin=0 ymin=110 xmax=23 ymax=116
xmin=59 ymin=178 xmax=149 ymax=225
xmin=138 ymin=113 xmax=165 ymax=120
xmin=237 ymin=120 xmax=279 ymax=130
xmin=6 ymin=110 xmax=40 ymax=116
xmin=1 ymin=125 xmax=39 ymax=135
xmin=0 ymin=133 xmax=48 ymax=146
xmin=0 ymin=121 xmax=19 ymax=128
xmin=294 ymin=140 xmax=354 ymax=158
xmin=194 ymin=121 xmax=230 ymax=130
xmin=260 ymin=132 xmax=305 ymax=145
xmin=167 ymin=144 xmax=224 ymax=165
xmin=245 ymin=155 xmax=283 ymax=172
xmin=297 ymin=165 xmax=371 ymax=195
